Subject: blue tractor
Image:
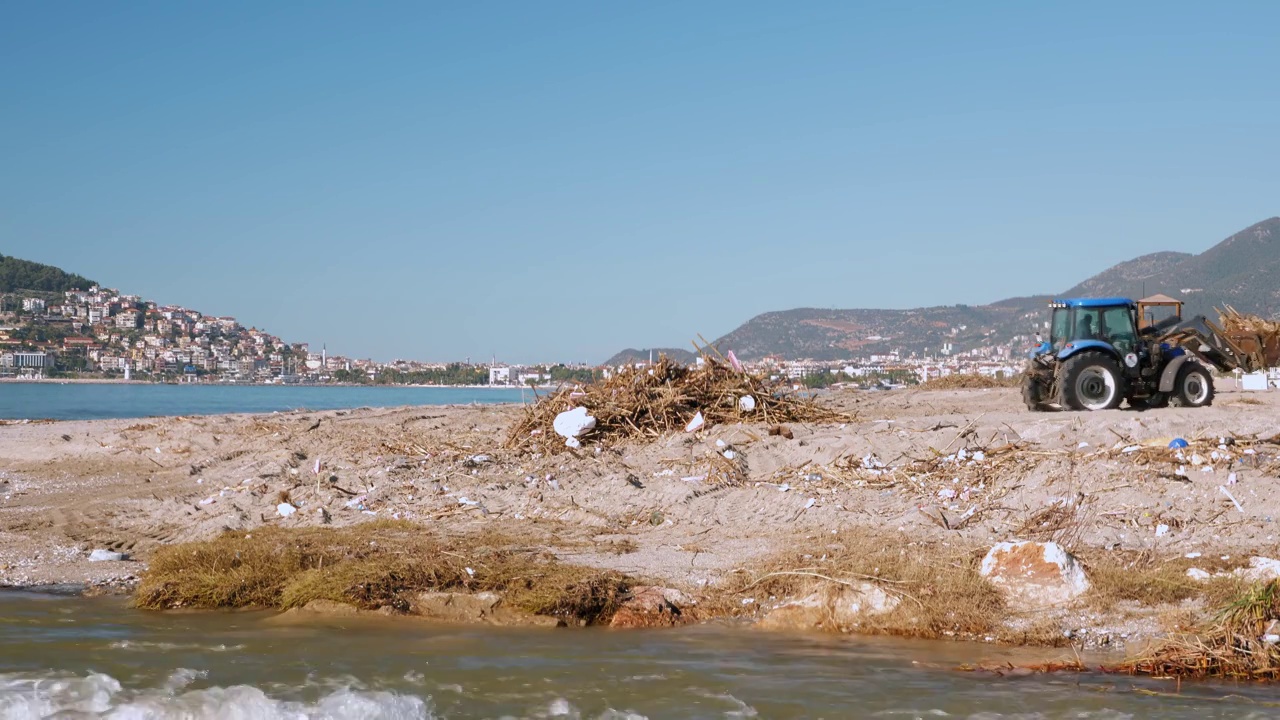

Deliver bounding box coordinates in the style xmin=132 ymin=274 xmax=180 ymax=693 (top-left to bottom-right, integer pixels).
xmin=1020 ymin=297 xmax=1256 ymax=411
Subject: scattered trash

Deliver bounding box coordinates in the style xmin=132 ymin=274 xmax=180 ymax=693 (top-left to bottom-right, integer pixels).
xmin=1155 ymin=524 xmax=1170 ymax=537
xmin=276 ymin=503 xmax=297 ymax=518
xmin=1168 ymin=438 xmax=1189 ymax=449
xmin=722 ymin=450 xmax=737 ymax=460
xmin=1186 ymin=568 xmax=1211 ymax=581
xmin=88 ymin=549 xmax=127 ymax=562
xmin=464 ymin=454 xmax=491 ymax=467
xmin=685 ymin=412 xmax=705 ymax=433
xmin=804 ymin=498 xmax=816 ymax=510
xmin=738 ymin=395 xmax=756 ymax=412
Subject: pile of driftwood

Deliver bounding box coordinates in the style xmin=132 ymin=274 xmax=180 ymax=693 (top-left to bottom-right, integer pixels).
xmin=919 ymin=373 xmax=1017 ymax=390
xmin=506 ymin=354 xmax=847 ymax=454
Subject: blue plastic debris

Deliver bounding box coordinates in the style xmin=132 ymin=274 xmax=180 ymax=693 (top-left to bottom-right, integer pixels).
xmin=1168 ymin=438 xmax=1189 ymax=449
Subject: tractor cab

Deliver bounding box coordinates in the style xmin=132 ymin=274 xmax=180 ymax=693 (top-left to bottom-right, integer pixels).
xmin=1044 ymin=298 xmax=1139 ymax=357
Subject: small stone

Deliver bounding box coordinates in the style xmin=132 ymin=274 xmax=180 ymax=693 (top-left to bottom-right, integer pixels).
xmin=88 ymin=549 xmax=127 ymax=562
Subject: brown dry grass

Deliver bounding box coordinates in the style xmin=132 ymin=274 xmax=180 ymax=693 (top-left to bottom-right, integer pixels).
xmin=1077 ymin=550 xmax=1244 ymax=613
xmin=722 ymin=529 xmax=1004 ymax=640
xmin=135 ymin=521 xmax=631 ymax=624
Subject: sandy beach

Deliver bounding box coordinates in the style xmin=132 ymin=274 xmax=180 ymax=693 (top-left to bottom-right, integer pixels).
xmin=2 ymin=386 xmax=1278 ymax=650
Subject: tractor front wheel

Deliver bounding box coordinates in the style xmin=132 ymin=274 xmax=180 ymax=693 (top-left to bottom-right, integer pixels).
xmin=1169 ymin=364 xmax=1214 ymax=408
xmin=1058 ymin=352 xmax=1125 ymax=411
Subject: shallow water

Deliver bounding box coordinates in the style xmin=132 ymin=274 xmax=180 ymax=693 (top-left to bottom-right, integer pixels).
xmin=0 ymin=593 xmax=1277 ymax=719
xmin=0 ymin=383 xmax=528 ymax=420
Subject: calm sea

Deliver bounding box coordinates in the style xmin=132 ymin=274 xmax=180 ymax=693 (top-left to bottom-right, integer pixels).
xmin=0 ymin=383 xmax=530 ymax=421
xmin=0 ymin=592 xmax=1258 ymax=719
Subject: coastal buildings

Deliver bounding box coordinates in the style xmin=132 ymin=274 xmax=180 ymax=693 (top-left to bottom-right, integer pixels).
xmin=5 ymin=285 xmax=1031 ymax=385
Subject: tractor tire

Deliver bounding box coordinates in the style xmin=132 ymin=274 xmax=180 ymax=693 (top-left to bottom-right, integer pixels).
xmin=1169 ymin=364 xmax=1214 ymax=408
xmin=1058 ymin=351 xmax=1125 ymax=411
xmin=1021 ymin=372 xmax=1048 ymax=411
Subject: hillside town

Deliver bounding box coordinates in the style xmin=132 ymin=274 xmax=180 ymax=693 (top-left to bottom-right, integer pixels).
xmin=1 ymin=285 xmax=1029 ymax=386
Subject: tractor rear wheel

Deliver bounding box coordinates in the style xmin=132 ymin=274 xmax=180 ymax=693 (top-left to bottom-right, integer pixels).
xmin=1058 ymin=352 xmax=1125 ymax=411
xmin=1021 ymin=371 xmax=1048 ymax=411
xmin=1169 ymin=364 xmax=1214 ymax=408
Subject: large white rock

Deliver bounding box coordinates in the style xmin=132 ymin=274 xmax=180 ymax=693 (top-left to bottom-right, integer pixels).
xmin=980 ymin=541 xmax=1090 ymax=610
xmin=553 ymin=407 xmax=597 ymax=441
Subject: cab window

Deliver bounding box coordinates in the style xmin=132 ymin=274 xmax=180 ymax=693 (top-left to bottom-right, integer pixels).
xmin=1100 ymin=307 xmax=1137 ymax=353
xmin=1050 ymin=308 xmax=1071 ymax=349
xmin=1071 ymin=309 xmax=1103 ymax=342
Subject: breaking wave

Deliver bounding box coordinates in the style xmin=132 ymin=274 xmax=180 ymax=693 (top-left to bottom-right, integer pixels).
xmin=0 ymin=670 xmax=656 ymax=720
xmin=0 ymin=670 xmax=431 ymax=720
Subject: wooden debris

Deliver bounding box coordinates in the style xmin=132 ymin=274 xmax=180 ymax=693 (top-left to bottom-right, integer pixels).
xmin=506 ymin=354 xmax=848 ymax=455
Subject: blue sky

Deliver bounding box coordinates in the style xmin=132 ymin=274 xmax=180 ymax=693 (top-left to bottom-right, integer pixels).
xmin=3 ymin=2 xmax=1277 ymax=363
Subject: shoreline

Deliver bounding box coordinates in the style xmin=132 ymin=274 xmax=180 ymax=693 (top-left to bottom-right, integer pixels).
xmin=2 ymin=387 xmax=1278 ymax=656
xmin=0 ymin=377 xmax=558 ymax=390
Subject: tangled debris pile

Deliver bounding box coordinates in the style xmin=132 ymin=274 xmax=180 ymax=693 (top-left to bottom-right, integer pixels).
xmin=1219 ymin=305 xmax=1280 ymax=370
xmin=506 ymin=355 xmax=848 ymax=454
xmin=919 ymin=374 xmax=1018 ymax=390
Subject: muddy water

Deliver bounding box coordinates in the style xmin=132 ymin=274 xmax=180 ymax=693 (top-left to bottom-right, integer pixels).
xmin=0 ymin=592 xmax=1274 ymax=719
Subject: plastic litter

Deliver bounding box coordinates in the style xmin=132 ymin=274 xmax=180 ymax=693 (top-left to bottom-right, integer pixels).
xmin=1168 ymin=438 xmax=1189 ymax=449
xmin=553 ymin=407 xmax=597 ymax=441
xmin=1155 ymin=524 xmax=1170 ymax=537
xmin=276 ymin=503 xmax=297 ymax=517
xmin=738 ymin=395 xmax=757 ymax=412
xmin=685 ymin=412 xmax=705 ymax=433
xmin=1220 ymin=486 xmax=1245 ymax=513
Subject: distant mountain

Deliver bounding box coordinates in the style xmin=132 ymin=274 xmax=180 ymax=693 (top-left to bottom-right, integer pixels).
xmin=603 ymin=347 xmax=698 ymax=366
xmin=608 ymin=218 xmax=1280 ymax=362
xmin=0 ymin=254 xmax=96 ymax=294
xmin=1062 ymin=217 xmax=1280 ymax=320
xmin=707 ymin=303 xmax=1047 ymax=362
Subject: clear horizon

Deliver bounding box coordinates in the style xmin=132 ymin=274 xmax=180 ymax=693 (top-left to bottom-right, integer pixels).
xmin=5 ymin=2 xmax=1278 ymax=363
